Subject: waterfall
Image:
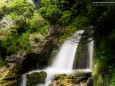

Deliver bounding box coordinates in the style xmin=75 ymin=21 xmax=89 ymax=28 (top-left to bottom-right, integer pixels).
xmin=21 ymin=30 xmax=93 ymax=86
xmin=51 ymin=30 xmax=83 ymax=70
xmin=89 ymin=40 xmax=94 ymax=69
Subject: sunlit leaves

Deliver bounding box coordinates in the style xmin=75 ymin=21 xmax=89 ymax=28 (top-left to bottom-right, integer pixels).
xmin=59 ymin=11 xmax=71 ymax=25
xmin=28 ymin=12 xmax=49 ymax=34
xmin=39 ymin=4 xmax=62 ymax=24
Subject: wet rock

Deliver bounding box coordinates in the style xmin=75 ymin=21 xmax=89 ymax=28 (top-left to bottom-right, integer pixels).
xmin=5 ymin=51 xmax=26 ymax=64
xmin=70 ymin=73 xmax=91 ymax=84
xmin=73 ymin=76 xmax=87 ymax=84
xmin=54 ymin=74 xmax=67 ymax=80
xmin=0 ymin=79 xmax=21 ymax=86
xmin=50 ymin=74 xmax=74 ymax=86
xmin=49 ymin=72 xmax=93 ymax=86
xmin=0 ymin=63 xmax=21 ymax=86
xmin=26 ymin=71 xmax=47 ymax=86
xmin=29 ymin=33 xmax=46 ymax=54
xmin=21 ymin=35 xmax=54 ymax=73
xmin=0 ymin=63 xmax=21 ymax=80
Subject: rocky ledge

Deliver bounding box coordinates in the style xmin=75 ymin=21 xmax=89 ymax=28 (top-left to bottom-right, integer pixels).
xmin=49 ymin=72 xmax=93 ymax=86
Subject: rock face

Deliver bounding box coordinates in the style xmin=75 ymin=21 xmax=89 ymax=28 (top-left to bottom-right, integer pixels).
xmin=0 ymin=64 xmax=21 ymax=86
xmin=0 ymin=52 xmax=26 ymax=86
xmin=0 ymin=33 xmax=54 ymax=85
xmin=26 ymin=71 xmax=47 ymax=86
xmin=73 ymin=41 xmax=90 ymax=69
xmin=21 ymin=33 xmax=54 ymax=73
xmin=49 ymin=72 xmax=93 ymax=86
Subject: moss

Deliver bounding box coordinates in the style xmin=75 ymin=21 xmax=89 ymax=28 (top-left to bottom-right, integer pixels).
xmin=2 ymin=65 xmax=21 ymax=80
xmin=0 ymin=79 xmax=20 ymax=86
xmin=51 ymin=73 xmax=91 ymax=86
xmin=92 ymin=61 xmax=105 ymax=86
xmin=110 ymin=73 xmax=115 ymax=86
xmin=54 ymin=74 xmax=67 ymax=79
xmin=26 ymin=71 xmax=47 ymax=86
xmin=48 ymin=84 xmax=54 ymax=86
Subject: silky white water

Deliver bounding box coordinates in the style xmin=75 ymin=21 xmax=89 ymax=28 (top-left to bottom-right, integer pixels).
xmin=51 ymin=39 xmax=78 ymax=70
xmin=89 ymin=40 xmax=94 ymax=69
xmin=21 ymin=30 xmax=93 ymax=86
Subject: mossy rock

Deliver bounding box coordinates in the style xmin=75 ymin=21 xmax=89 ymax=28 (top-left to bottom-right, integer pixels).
xmin=0 ymin=64 xmax=21 ymax=80
xmin=50 ymin=74 xmax=74 ymax=86
xmin=3 ymin=64 xmax=21 ymax=80
xmin=54 ymin=74 xmax=67 ymax=80
xmin=26 ymin=71 xmax=47 ymax=86
xmin=68 ymin=74 xmax=77 ymax=79
xmin=0 ymin=79 xmax=21 ymax=86
xmin=69 ymin=73 xmax=91 ymax=84
xmin=50 ymin=73 xmax=92 ymax=86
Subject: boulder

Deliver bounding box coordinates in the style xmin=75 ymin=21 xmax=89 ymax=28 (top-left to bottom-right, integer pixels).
xmin=26 ymin=71 xmax=47 ymax=86
xmin=0 ymin=63 xmax=21 ymax=86
xmin=49 ymin=72 xmax=93 ymax=86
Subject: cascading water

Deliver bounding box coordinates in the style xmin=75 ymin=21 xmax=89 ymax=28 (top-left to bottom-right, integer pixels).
xmin=89 ymin=40 xmax=94 ymax=69
xmin=51 ymin=36 xmax=79 ymax=70
xmin=21 ymin=30 xmax=93 ymax=86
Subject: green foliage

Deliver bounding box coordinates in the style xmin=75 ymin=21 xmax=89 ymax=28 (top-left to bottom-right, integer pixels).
xmin=68 ymin=16 xmax=88 ymax=31
xmin=39 ymin=4 xmax=62 ymax=24
xmin=7 ymin=0 xmax=35 ymax=16
xmin=0 ymin=57 xmax=5 ymax=67
xmin=28 ymin=12 xmax=49 ymax=34
xmin=93 ymin=29 xmax=115 ymax=86
xmin=1 ymin=32 xmax=30 ymax=53
xmin=94 ymin=74 xmax=104 ymax=86
xmin=0 ymin=1 xmax=6 ymax=18
xmin=110 ymin=73 xmax=115 ymax=86
xmin=41 ymin=0 xmax=51 ymax=5
xmin=59 ymin=11 xmax=71 ymax=25
xmin=39 ymin=0 xmax=91 ymax=41
xmin=1 ymin=0 xmax=48 ymax=35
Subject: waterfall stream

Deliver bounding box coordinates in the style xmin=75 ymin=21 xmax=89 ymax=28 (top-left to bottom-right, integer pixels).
xmin=21 ymin=30 xmax=93 ymax=86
